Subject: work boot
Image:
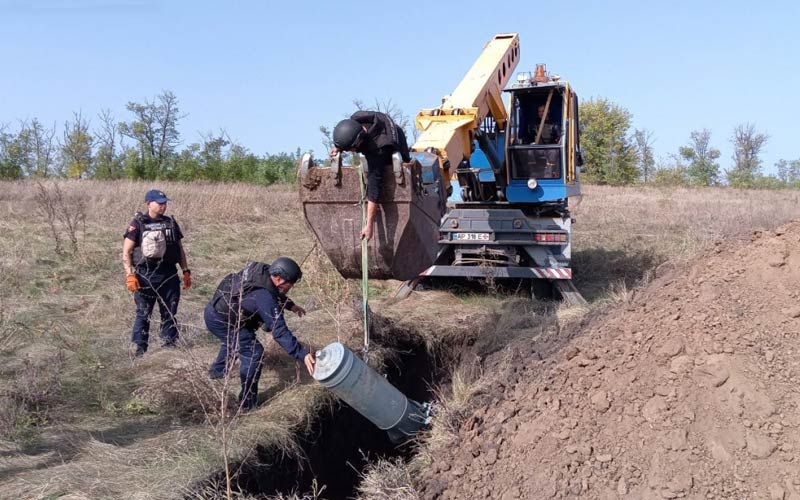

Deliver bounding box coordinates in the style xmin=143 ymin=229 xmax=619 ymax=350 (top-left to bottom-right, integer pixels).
xmin=239 ymin=396 xmax=258 ymax=413
xmin=208 ymin=370 xmax=225 ymax=380
xmin=133 ymin=345 xmax=147 ymax=357
xmin=161 ymin=339 xmax=178 ymax=349
xmin=238 ymin=388 xmax=259 ymax=413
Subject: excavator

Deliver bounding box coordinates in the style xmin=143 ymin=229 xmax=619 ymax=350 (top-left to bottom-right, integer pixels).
xmin=299 ymin=33 xmax=586 ymax=305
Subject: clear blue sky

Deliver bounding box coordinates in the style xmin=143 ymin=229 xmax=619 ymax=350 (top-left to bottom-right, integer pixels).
xmin=1 ymin=0 xmax=798 ymax=174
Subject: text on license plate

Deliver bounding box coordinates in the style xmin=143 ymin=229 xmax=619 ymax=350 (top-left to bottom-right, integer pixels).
xmin=452 ymin=232 xmax=490 ymax=241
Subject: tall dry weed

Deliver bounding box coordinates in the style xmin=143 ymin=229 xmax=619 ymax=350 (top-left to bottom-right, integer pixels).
xmin=0 ymin=308 xmax=20 ymax=353
xmin=357 ymin=457 xmax=419 ymax=500
xmin=34 ymin=180 xmax=86 ymax=255
xmin=412 ymin=358 xmax=484 ymax=468
xmin=0 ymin=352 xmax=65 ymax=439
xmin=301 ymin=246 xmax=360 ymax=342
xmin=573 ymin=185 xmax=800 ymax=261
xmin=570 ymin=185 xmax=800 ymax=299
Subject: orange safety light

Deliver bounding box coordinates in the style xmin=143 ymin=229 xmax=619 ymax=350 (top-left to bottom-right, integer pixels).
xmin=532 ymin=64 xmax=549 ymax=83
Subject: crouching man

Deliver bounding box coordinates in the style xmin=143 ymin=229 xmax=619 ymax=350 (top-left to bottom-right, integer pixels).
xmin=205 ymin=257 xmax=315 ymax=411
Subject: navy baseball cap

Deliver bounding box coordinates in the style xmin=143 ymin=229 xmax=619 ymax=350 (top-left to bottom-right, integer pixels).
xmin=144 ymin=189 xmax=170 ymax=203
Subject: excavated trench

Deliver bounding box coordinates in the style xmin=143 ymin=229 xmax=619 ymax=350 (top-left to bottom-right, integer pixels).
xmin=200 ymin=333 xmax=446 ymax=499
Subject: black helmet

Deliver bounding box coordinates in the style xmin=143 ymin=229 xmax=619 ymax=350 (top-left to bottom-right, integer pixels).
xmin=333 ymin=119 xmax=365 ymax=150
xmin=269 ymin=256 xmax=302 ymax=284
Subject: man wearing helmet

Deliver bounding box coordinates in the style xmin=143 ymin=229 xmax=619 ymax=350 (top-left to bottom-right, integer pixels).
xmin=204 ymin=257 xmax=315 ymax=412
xmin=330 ymin=111 xmax=411 ymax=240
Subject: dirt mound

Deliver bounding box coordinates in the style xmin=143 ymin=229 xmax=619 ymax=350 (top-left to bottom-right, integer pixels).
xmin=418 ymin=221 xmax=800 ymax=499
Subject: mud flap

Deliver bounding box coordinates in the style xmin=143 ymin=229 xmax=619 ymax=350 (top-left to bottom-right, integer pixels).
xmin=552 ymin=280 xmax=588 ymax=306
xmin=390 ymin=278 xmax=422 ymax=299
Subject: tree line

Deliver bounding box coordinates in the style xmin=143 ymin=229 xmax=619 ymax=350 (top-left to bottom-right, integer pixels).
xmin=3 ymin=91 xmax=798 ymax=190
xmin=579 ymin=98 xmax=799 ymax=189
xmin=0 ymin=91 xmax=298 ymax=185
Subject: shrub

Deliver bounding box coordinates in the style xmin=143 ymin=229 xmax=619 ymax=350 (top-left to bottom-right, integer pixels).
xmin=0 ymin=352 xmax=64 ymax=439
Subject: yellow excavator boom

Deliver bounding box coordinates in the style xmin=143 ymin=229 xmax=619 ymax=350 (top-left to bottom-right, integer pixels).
xmin=413 ymin=33 xmax=520 ymax=177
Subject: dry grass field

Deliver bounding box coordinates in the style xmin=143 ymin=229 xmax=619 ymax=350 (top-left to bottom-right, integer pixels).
xmin=1 ymin=180 xmax=799 ymax=500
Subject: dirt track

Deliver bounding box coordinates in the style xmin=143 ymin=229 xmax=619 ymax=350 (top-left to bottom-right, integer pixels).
xmin=417 ymin=221 xmax=800 ymax=499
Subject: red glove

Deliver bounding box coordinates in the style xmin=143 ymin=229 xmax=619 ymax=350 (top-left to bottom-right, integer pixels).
xmin=126 ymin=274 xmax=139 ymax=292
xmin=183 ymin=269 xmax=192 ymax=290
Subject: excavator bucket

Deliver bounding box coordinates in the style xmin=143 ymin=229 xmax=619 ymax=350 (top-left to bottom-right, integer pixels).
xmin=299 ymin=154 xmax=445 ymax=280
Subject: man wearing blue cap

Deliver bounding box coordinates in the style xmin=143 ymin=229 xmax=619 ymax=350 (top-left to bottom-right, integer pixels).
xmin=122 ymin=189 xmax=191 ymax=356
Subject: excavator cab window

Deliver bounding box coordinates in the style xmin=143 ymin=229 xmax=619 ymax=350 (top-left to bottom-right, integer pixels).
xmin=508 ymin=88 xmax=565 ymax=180
xmin=510 ymin=90 xmax=564 ymax=145
xmin=510 ymin=148 xmax=561 ymax=179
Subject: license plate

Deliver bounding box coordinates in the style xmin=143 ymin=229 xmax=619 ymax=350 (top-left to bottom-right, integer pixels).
xmin=452 ymin=232 xmax=490 ymax=241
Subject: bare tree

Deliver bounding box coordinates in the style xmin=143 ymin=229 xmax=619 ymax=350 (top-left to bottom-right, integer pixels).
xmin=0 ymin=123 xmax=23 ymax=179
xmin=353 ymin=98 xmax=417 ymax=142
xmin=94 ymin=109 xmax=123 ymax=179
xmin=30 ymin=119 xmax=57 ymax=177
xmin=119 ymin=90 xmax=184 ymax=176
xmin=634 ymin=128 xmax=655 ymax=183
xmin=727 ymin=123 xmax=768 ymax=188
xmin=60 ymin=112 xmax=93 ymax=179
xmin=776 ymin=159 xmax=800 ymax=186
xmin=156 ymin=91 xmax=182 ymax=164
xmin=17 ymin=119 xmax=57 ymax=178
xmin=319 ymin=125 xmax=334 ymax=155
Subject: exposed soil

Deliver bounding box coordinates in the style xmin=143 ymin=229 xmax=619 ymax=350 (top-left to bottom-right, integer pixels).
xmin=417 ymin=221 xmax=800 ymax=499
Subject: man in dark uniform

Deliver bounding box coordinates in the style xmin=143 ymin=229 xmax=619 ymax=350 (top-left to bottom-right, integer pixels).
xmin=524 ymin=104 xmax=561 ymax=145
xmin=122 ymin=189 xmax=191 ymax=356
xmin=205 ymin=257 xmax=315 ymax=412
xmin=329 ymin=111 xmax=412 ymax=240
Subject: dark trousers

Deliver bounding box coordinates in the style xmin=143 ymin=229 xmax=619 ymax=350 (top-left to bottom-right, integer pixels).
xmin=204 ymin=304 xmax=264 ymax=409
xmin=131 ymin=274 xmax=180 ymax=350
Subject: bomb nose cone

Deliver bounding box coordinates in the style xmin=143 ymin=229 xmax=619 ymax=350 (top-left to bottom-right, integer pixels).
xmin=313 ymin=342 xmax=347 ymax=383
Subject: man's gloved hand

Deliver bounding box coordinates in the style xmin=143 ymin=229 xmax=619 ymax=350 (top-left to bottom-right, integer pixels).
xmin=126 ymin=274 xmax=139 ymax=292
xmin=183 ymin=269 xmax=192 ymax=290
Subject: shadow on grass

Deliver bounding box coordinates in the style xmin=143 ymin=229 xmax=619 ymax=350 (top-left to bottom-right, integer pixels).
xmin=572 ymin=246 xmax=663 ymax=302
xmin=90 ymin=415 xmax=176 ymax=447
xmin=414 ymin=276 xmax=533 ymax=300
xmin=0 ymin=415 xmax=174 ymax=482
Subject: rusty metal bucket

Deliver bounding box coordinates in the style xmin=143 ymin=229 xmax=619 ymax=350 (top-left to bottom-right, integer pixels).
xmin=299 ymin=156 xmax=444 ymax=280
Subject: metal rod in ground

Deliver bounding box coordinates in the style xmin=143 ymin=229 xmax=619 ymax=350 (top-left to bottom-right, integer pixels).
xmin=358 ymin=164 xmax=370 ymax=362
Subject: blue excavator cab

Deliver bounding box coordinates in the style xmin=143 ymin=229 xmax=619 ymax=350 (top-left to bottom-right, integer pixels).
xmin=453 ymin=79 xmax=582 ymax=206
